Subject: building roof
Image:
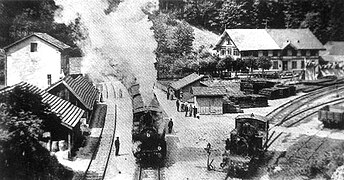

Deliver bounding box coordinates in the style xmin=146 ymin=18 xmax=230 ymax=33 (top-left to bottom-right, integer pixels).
xmin=321 ymin=55 xmax=344 ymax=63
xmin=69 ymin=57 xmax=83 ymax=75
xmin=46 ymin=75 xmax=99 ymax=110
xmin=266 ymin=29 xmax=325 ymax=50
xmin=192 ymin=86 xmax=225 ymax=96
xmin=3 ymin=32 xmax=70 ymax=51
xmin=170 ymin=73 xmax=204 ymax=90
xmin=216 ymin=29 xmax=324 ymax=51
xmin=217 ymin=29 xmax=280 ymax=51
xmin=0 ymin=82 xmax=84 ymax=129
xmin=323 ymin=41 xmax=344 ymax=55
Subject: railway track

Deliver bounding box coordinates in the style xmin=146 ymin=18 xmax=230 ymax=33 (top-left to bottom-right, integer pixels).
xmin=267 ymin=84 xmax=344 ymax=124
xmin=82 ymin=82 xmax=118 ymax=180
xmin=136 ymin=166 xmax=164 ymax=180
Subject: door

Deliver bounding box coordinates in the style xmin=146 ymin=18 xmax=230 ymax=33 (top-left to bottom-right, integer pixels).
xmin=282 ymin=61 xmax=288 ymax=71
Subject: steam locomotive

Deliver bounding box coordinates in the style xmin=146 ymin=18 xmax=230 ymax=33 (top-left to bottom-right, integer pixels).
xmin=129 ymin=84 xmax=167 ymax=164
xmin=221 ymin=113 xmax=269 ymax=177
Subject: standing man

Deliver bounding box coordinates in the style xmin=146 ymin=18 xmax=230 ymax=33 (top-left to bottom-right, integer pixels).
xmin=167 ymin=90 xmax=170 ymax=100
xmin=193 ymin=105 xmax=198 ymax=118
xmin=189 ymin=104 xmax=193 ymax=117
xmin=185 ymin=102 xmax=189 ymax=117
xmin=176 ymin=99 xmax=180 ymax=112
xmin=168 ymin=118 xmax=173 ymax=133
xmin=115 ymin=137 xmax=120 ymax=156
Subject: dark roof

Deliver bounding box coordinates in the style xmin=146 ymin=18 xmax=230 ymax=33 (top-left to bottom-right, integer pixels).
xmin=69 ymin=57 xmax=83 ymax=75
xmin=46 ymin=75 xmax=99 ymax=110
xmin=4 ymin=32 xmax=70 ymax=51
xmin=323 ymin=41 xmax=344 ymax=55
xmin=0 ymin=82 xmax=84 ymax=129
xmin=235 ymin=114 xmax=268 ymax=123
xmin=192 ymin=87 xmax=225 ymax=96
xmin=170 ymin=73 xmax=204 ymax=90
xmin=216 ymin=29 xmax=324 ymax=51
xmin=267 ymin=29 xmax=325 ymax=50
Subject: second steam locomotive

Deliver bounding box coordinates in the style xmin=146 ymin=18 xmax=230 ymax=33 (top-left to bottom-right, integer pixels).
xmin=129 ymin=84 xmax=167 ymax=164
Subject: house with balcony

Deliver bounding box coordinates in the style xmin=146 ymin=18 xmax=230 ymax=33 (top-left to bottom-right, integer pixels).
xmin=2 ymin=33 xmax=70 ymax=89
xmin=214 ymin=29 xmax=325 ymax=73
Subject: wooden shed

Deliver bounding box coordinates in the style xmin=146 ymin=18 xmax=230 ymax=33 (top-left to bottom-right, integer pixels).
xmin=319 ymin=105 xmax=344 ymax=129
xmin=192 ymin=87 xmax=225 ymax=115
xmin=169 ymin=73 xmax=205 ymax=99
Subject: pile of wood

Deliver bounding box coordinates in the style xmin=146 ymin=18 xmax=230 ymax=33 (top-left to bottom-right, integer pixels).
xmin=227 ymin=94 xmax=268 ymax=108
xmin=223 ymin=98 xmax=243 ymax=113
xmin=259 ymin=85 xmax=296 ymax=99
xmin=240 ymin=79 xmax=276 ymax=94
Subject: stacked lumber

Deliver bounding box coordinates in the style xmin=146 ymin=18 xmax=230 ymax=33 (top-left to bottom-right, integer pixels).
xmin=259 ymin=85 xmax=296 ymax=99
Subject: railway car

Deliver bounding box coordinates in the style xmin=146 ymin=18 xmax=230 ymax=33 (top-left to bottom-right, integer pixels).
xmin=221 ymin=113 xmax=269 ymax=177
xmin=129 ymin=84 xmax=167 ymax=164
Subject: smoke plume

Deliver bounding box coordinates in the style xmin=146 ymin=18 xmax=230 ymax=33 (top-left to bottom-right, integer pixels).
xmin=54 ymin=0 xmax=158 ymax=105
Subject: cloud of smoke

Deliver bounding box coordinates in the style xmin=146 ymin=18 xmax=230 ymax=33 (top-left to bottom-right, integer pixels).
xmin=54 ymin=0 xmax=158 ymax=105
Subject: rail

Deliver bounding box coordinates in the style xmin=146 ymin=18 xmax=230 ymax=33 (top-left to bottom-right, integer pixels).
xmin=137 ymin=166 xmax=162 ymax=180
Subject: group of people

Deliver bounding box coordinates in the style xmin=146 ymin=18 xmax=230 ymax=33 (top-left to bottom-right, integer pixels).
xmin=176 ymin=99 xmax=199 ymax=118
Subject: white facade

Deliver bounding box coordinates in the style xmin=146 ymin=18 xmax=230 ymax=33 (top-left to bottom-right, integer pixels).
xmin=6 ymin=36 xmax=64 ymax=89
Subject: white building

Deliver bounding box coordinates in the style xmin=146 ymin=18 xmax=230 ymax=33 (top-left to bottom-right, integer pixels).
xmin=3 ymin=33 xmax=70 ymax=89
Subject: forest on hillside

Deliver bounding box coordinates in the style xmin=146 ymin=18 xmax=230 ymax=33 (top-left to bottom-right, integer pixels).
xmin=168 ymin=0 xmax=344 ymax=44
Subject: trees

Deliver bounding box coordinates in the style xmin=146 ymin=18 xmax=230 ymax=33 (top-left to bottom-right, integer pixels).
xmin=0 ymin=87 xmax=72 ymax=179
xmin=257 ymin=56 xmax=272 ymax=76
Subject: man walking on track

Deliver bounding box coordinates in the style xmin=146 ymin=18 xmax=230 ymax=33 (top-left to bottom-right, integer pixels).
xmin=115 ymin=137 xmax=120 ymax=156
xmin=168 ymin=118 xmax=173 ymax=133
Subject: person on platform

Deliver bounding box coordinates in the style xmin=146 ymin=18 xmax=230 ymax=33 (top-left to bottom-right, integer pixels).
xmin=176 ymin=99 xmax=180 ymax=112
xmin=189 ymin=104 xmax=193 ymax=117
xmin=115 ymin=137 xmax=120 ymax=156
xmin=168 ymin=118 xmax=173 ymax=133
xmin=193 ymin=105 xmax=198 ymax=118
xmin=167 ymin=90 xmax=170 ymax=100
xmin=185 ymin=102 xmax=189 ymax=117
xmin=225 ymin=138 xmax=230 ymax=150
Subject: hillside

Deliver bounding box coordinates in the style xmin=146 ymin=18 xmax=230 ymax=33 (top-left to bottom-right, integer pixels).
xmin=192 ymin=26 xmax=219 ymax=52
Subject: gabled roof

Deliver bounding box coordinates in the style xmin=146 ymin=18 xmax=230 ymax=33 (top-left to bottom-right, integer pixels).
xmin=217 ymin=29 xmax=280 ymax=51
xmin=323 ymin=41 xmax=344 ymax=55
xmin=170 ymin=73 xmax=204 ymax=90
xmin=3 ymin=32 xmax=70 ymax=51
xmin=69 ymin=57 xmax=83 ymax=75
xmin=46 ymin=75 xmax=99 ymax=110
xmin=216 ymin=29 xmax=325 ymax=51
xmin=0 ymin=82 xmax=84 ymax=129
xmin=267 ymin=29 xmax=325 ymax=50
xmin=192 ymin=87 xmax=225 ymax=96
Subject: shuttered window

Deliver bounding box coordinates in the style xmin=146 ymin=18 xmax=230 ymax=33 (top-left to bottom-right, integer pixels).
xmin=31 ymin=43 xmax=37 ymax=52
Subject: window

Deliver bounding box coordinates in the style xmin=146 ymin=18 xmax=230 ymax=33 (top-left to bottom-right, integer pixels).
xmin=292 ymin=50 xmax=297 ymax=56
xmin=306 ymin=50 xmax=310 ymax=56
xmin=311 ymin=50 xmax=318 ymax=56
xmin=301 ymin=61 xmax=305 ymax=69
xmin=220 ymin=49 xmax=225 ymax=56
xmin=301 ymin=50 xmax=306 ymax=56
xmin=263 ymin=51 xmax=268 ymax=56
xmin=297 ymin=50 xmax=301 ymax=56
xmin=268 ymin=51 xmax=273 ymax=57
xmin=287 ymin=50 xmax=292 ymax=56
xmin=47 ymin=74 xmax=51 ymax=86
xmin=292 ymin=61 xmax=297 ymax=69
xmin=273 ymin=50 xmax=279 ymax=56
xmin=31 ymin=43 xmax=37 ymax=52
xmin=227 ymin=48 xmax=232 ymax=55
xmin=273 ymin=61 xmax=278 ymax=69
xmin=233 ymin=49 xmax=239 ymax=56
xmin=258 ymin=51 xmax=263 ymax=57
xmin=227 ymin=39 xmax=232 ymax=45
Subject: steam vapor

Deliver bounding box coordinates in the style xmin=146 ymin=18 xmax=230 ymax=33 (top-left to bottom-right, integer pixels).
xmin=54 ymin=0 xmax=158 ymax=105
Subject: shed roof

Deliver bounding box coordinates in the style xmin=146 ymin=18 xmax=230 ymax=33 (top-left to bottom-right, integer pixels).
xmin=47 ymin=75 xmax=99 ymax=110
xmin=266 ymin=29 xmax=325 ymax=50
xmin=69 ymin=57 xmax=83 ymax=75
xmin=3 ymin=32 xmax=70 ymax=51
xmin=0 ymin=82 xmax=84 ymax=129
xmin=170 ymin=73 xmax=204 ymax=90
xmin=192 ymin=87 xmax=225 ymax=96
xmin=235 ymin=113 xmax=268 ymax=123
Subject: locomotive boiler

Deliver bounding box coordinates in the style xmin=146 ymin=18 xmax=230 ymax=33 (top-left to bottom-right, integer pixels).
xmin=221 ymin=113 xmax=269 ymax=177
xmin=129 ymin=84 xmax=167 ymax=164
